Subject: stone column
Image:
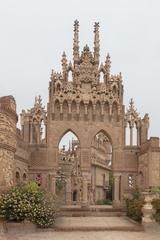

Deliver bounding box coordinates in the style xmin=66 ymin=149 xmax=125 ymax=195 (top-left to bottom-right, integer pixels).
xmin=82 ymin=177 xmax=88 ymax=207
xmin=51 ymin=176 xmax=56 ymax=194
xmin=66 ymin=178 xmax=72 ymax=205
xmin=113 ymin=174 xmax=121 ymax=208
xmin=48 ymin=174 xmax=56 ymax=194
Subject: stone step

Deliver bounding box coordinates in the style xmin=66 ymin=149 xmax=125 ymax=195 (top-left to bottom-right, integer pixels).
xmin=54 ymin=216 xmax=144 ymax=232
xmin=60 ymin=205 xmax=126 ymax=217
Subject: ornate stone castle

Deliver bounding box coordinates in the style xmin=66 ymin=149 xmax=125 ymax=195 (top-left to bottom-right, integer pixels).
xmin=0 ymin=21 xmax=160 ymax=207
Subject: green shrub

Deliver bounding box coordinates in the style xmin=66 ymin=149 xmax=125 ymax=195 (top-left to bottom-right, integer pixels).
xmin=126 ymin=194 xmax=144 ymax=222
xmin=0 ymin=182 xmax=58 ymax=227
xmin=96 ymin=199 xmax=112 ymax=205
xmin=145 ymin=186 xmax=160 ymax=193
xmin=152 ymin=198 xmax=160 ymax=223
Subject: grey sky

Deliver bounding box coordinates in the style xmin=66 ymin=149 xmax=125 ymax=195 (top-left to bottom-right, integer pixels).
xmin=0 ymin=0 xmax=160 ymax=137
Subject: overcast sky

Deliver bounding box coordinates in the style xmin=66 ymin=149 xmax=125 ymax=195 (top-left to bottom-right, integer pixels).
xmin=0 ymin=0 xmax=160 ymax=138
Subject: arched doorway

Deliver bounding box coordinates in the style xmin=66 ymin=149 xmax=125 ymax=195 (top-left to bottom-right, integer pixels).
xmin=91 ymin=130 xmax=113 ymax=205
xmin=57 ymin=130 xmax=81 ymax=205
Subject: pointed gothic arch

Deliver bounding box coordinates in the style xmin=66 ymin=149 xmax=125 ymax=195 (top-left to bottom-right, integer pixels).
xmin=58 ymin=129 xmax=80 ymax=149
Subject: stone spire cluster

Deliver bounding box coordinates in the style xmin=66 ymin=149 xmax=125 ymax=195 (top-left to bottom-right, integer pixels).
xmin=48 ymin=20 xmax=124 ymax=123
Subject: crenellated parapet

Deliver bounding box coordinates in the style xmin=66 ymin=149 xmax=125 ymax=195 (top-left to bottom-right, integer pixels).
xmin=48 ymin=20 xmax=124 ymax=122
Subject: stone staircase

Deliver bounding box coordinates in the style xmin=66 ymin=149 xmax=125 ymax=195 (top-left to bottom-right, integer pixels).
xmin=54 ymin=205 xmax=143 ymax=232
xmin=60 ymin=205 xmax=126 ymax=217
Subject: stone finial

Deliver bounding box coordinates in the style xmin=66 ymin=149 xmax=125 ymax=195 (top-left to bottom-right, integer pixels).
xmin=93 ymin=22 xmax=100 ymax=66
xmin=74 ymin=19 xmax=79 ymax=30
xmin=73 ymin=19 xmax=80 ymax=64
xmin=125 ymin=98 xmax=140 ymax=127
xmin=34 ymin=95 xmax=42 ymax=107
xmin=83 ymin=44 xmax=90 ymax=52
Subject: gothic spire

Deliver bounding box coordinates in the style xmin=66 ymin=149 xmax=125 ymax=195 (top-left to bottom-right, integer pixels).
xmin=104 ymin=53 xmax=111 ymax=82
xmin=73 ymin=19 xmax=80 ymax=65
xmin=93 ymin=22 xmax=100 ymax=66
xmin=61 ymin=51 xmax=68 ymax=80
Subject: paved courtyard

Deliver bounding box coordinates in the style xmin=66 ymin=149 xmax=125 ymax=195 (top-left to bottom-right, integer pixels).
xmin=0 ymin=217 xmax=159 ymax=240
xmin=1 ymin=227 xmax=160 ymax=240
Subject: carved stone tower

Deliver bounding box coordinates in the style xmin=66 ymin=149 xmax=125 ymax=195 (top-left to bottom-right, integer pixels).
xmin=46 ymin=20 xmax=124 ymax=206
xmin=0 ymin=96 xmax=17 ymax=191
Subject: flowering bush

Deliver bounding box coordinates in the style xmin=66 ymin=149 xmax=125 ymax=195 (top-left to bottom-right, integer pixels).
xmin=0 ymin=182 xmax=58 ymax=227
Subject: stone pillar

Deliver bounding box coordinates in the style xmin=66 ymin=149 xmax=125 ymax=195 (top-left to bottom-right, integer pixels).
xmin=82 ymin=177 xmax=88 ymax=207
xmin=113 ymin=174 xmax=121 ymax=208
xmin=50 ymin=175 xmax=56 ymax=194
xmin=66 ymin=178 xmax=72 ymax=205
xmin=0 ymin=96 xmax=17 ymax=191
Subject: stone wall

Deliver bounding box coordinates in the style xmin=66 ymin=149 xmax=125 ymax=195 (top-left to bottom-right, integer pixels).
xmin=138 ymin=137 xmax=160 ymax=190
xmin=0 ymin=96 xmax=17 ymax=191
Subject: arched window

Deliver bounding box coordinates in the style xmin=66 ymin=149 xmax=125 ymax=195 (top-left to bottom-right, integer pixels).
xmin=125 ymin=122 xmax=130 ymax=145
xmin=133 ymin=124 xmax=137 ymax=145
xmin=125 ymin=122 xmax=137 ymax=146
xmin=16 ymin=171 xmax=20 ymax=184
xmin=40 ymin=120 xmax=46 ymax=143
xmin=23 ymin=173 xmax=27 ymax=182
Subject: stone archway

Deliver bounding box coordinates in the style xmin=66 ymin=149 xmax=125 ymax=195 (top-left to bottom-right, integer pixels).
xmin=57 ymin=130 xmax=81 ymax=205
xmin=91 ymin=130 xmax=113 ymax=205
